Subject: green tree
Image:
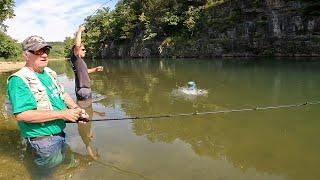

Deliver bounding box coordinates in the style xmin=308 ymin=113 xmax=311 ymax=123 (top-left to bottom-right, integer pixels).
xmin=0 ymin=0 xmax=15 ymax=31
xmin=81 ymin=0 xmax=225 ymax=58
xmin=83 ymin=8 xmax=112 ymax=59
xmin=48 ymin=42 xmax=65 ymax=58
xmin=0 ymin=31 xmax=20 ymax=59
xmin=63 ymin=37 xmax=74 ymax=58
xmin=0 ymin=0 xmax=20 ymax=60
xmin=298 ymin=0 xmax=320 ymax=16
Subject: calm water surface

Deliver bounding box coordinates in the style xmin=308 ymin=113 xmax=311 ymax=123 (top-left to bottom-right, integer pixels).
xmin=0 ymin=58 xmax=320 ymax=180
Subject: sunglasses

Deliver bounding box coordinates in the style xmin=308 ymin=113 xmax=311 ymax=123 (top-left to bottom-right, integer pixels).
xmin=29 ymin=48 xmax=51 ymax=55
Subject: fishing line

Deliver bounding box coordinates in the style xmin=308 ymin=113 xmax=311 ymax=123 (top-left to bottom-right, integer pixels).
xmin=94 ymin=159 xmax=151 ymax=180
xmin=87 ymin=0 xmax=116 ymax=19
xmin=81 ymin=0 xmax=116 ymax=34
xmin=67 ymin=100 xmax=320 ymax=123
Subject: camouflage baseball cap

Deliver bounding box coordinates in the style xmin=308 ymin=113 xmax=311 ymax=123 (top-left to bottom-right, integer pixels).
xmin=22 ymin=35 xmax=52 ymax=51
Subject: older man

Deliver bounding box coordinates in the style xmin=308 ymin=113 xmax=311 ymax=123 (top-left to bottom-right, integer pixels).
xmin=6 ymin=35 xmax=87 ymax=170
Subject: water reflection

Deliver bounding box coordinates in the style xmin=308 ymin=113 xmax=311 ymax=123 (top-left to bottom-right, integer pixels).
xmin=1 ymin=59 xmax=320 ymax=179
xmin=88 ymin=59 xmax=320 ymax=180
xmin=77 ymin=98 xmax=105 ymax=160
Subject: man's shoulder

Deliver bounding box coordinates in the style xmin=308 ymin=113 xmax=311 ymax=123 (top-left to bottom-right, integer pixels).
xmin=8 ymin=75 xmax=24 ymax=84
xmin=8 ymin=67 xmax=34 ymax=81
xmin=7 ymin=75 xmax=29 ymax=92
xmin=8 ymin=67 xmax=27 ymax=78
xmin=71 ymin=54 xmax=82 ymax=61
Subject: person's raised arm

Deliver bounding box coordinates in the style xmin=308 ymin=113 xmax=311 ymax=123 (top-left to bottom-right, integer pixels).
xmin=74 ymin=26 xmax=86 ymax=57
xmin=75 ymin=25 xmax=85 ymax=47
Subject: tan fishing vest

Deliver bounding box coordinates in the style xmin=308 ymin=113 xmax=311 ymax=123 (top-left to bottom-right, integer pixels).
xmin=8 ymin=67 xmax=65 ymax=110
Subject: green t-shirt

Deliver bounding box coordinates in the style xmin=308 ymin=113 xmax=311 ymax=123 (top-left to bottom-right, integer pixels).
xmin=7 ymin=70 xmax=67 ymax=138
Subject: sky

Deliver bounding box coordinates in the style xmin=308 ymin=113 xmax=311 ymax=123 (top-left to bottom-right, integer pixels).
xmin=4 ymin=0 xmax=118 ymax=42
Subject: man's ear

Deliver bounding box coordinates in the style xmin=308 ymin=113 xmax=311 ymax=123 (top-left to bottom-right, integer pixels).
xmin=22 ymin=52 xmax=27 ymax=58
xmin=22 ymin=52 xmax=29 ymax=61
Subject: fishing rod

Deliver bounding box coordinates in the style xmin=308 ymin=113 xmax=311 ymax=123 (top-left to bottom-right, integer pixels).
xmin=67 ymin=100 xmax=320 ymax=123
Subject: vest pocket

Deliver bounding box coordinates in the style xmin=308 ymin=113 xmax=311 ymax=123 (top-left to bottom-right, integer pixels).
xmin=30 ymin=80 xmax=51 ymax=110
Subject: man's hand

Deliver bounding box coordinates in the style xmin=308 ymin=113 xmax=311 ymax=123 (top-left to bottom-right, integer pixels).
xmin=95 ymin=66 xmax=103 ymax=72
xmin=60 ymin=108 xmax=82 ymax=122
xmin=79 ymin=25 xmax=86 ymax=32
xmin=88 ymin=66 xmax=103 ymax=73
xmin=77 ymin=108 xmax=89 ymax=123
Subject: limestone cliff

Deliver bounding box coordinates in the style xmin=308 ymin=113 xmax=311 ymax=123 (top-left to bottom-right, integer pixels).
xmin=102 ymin=0 xmax=320 ymax=58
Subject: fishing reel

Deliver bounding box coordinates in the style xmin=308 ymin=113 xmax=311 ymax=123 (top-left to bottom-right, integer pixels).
xmin=81 ymin=24 xmax=89 ymax=33
xmin=77 ymin=111 xmax=90 ymax=122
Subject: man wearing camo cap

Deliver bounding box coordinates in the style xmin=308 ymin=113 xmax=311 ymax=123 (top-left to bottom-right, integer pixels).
xmin=6 ymin=35 xmax=88 ymax=175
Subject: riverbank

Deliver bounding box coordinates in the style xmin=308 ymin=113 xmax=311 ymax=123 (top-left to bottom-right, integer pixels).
xmin=0 ymin=58 xmax=65 ymax=73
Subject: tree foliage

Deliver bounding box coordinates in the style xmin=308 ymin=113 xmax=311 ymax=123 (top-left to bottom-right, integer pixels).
xmin=0 ymin=0 xmax=15 ymax=31
xmin=82 ymin=0 xmax=219 ymax=58
xmin=81 ymin=0 xmax=320 ymax=58
xmin=298 ymin=0 xmax=320 ymax=16
xmin=0 ymin=31 xmax=20 ymax=59
xmin=48 ymin=42 xmax=65 ymax=58
xmin=63 ymin=37 xmax=74 ymax=58
xmin=0 ymin=0 xmax=19 ymax=59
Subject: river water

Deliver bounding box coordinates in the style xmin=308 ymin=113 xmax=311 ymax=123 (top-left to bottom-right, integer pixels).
xmin=0 ymin=58 xmax=320 ymax=180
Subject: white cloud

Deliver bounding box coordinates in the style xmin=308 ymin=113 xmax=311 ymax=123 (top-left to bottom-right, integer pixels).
xmin=4 ymin=0 xmax=111 ymax=42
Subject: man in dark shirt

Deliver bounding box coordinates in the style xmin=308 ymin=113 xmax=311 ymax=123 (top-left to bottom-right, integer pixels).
xmin=70 ymin=26 xmax=103 ymax=100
